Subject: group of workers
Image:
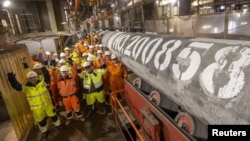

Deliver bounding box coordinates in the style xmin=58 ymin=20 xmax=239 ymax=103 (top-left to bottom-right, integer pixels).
xmin=6 ymin=32 xmax=128 ymax=139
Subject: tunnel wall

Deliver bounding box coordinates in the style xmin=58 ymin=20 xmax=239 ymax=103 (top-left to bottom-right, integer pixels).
xmin=102 ymin=31 xmax=250 ymax=125
xmin=0 ymin=45 xmax=34 ymax=140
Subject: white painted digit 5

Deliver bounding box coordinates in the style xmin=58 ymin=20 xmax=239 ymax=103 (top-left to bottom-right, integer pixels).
xmin=172 ymin=48 xmax=201 ymax=81
xmin=172 ymin=42 xmax=213 ymax=81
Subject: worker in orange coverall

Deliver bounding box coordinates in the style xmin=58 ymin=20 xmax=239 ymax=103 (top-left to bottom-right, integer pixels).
xmin=57 ymin=65 xmax=85 ymax=124
xmin=48 ymin=64 xmax=61 ymax=111
xmin=107 ymin=54 xmax=128 ymax=95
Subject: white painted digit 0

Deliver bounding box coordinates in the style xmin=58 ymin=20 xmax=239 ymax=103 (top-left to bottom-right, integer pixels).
xmin=132 ymin=37 xmax=150 ymax=60
xmin=142 ymin=38 xmax=162 ymax=65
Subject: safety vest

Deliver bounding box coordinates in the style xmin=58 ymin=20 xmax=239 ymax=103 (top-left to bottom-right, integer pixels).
xmin=78 ymin=69 xmax=107 ymax=93
xmin=71 ymin=51 xmax=80 ymax=64
xmin=23 ymin=80 xmax=52 ymax=110
xmin=57 ymin=75 xmax=76 ymax=97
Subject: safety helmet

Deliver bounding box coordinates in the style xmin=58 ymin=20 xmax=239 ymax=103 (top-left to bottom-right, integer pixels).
xmin=27 ymin=71 xmax=38 ymax=78
xmin=83 ymin=62 xmax=91 ymax=68
xmin=104 ymin=51 xmax=111 ymax=56
xmin=89 ymin=45 xmax=94 ymax=49
xmin=52 ymin=53 xmax=58 ymax=56
xmin=58 ymin=58 xmax=66 ymax=64
xmin=60 ymin=65 xmax=69 ymax=72
xmin=64 ymin=47 xmax=70 ymax=51
xmin=82 ymin=53 xmax=88 ymax=57
xmin=111 ymin=54 xmax=117 ymax=60
xmin=87 ymin=56 xmax=93 ymax=62
xmin=84 ymin=43 xmax=88 ymax=46
xmin=33 ymin=64 xmax=42 ymax=69
xmin=97 ymin=50 xmax=103 ymax=54
xmin=60 ymin=52 xmax=66 ymax=58
xmin=99 ymin=44 xmax=103 ymax=47
xmin=45 ymin=51 xmax=51 ymax=56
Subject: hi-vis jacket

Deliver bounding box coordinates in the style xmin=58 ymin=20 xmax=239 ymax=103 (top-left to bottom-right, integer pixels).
xmin=10 ymin=66 xmax=52 ymax=110
xmin=23 ymin=80 xmax=52 ymax=110
xmin=78 ymin=68 xmax=107 ymax=93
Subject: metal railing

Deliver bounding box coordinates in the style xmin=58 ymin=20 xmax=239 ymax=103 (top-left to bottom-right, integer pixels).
xmin=110 ymin=89 xmax=145 ymax=141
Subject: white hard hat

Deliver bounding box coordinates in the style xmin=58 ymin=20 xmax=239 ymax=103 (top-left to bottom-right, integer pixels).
xmin=60 ymin=65 xmax=69 ymax=72
xmin=111 ymin=54 xmax=117 ymax=60
xmin=27 ymin=71 xmax=38 ymax=78
xmin=82 ymin=53 xmax=88 ymax=57
xmin=99 ymin=44 xmax=103 ymax=47
xmin=60 ymin=52 xmax=66 ymax=58
xmin=104 ymin=51 xmax=111 ymax=56
xmin=87 ymin=56 xmax=93 ymax=62
xmin=84 ymin=43 xmax=88 ymax=46
xmin=89 ymin=45 xmax=94 ymax=49
xmin=83 ymin=62 xmax=91 ymax=68
xmin=45 ymin=51 xmax=51 ymax=56
xmin=33 ymin=64 xmax=42 ymax=69
xmin=58 ymin=58 xmax=66 ymax=64
xmin=95 ymin=44 xmax=99 ymax=47
xmin=97 ymin=50 xmax=103 ymax=54
xmin=53 ymin=53 xmax=58 ymax=56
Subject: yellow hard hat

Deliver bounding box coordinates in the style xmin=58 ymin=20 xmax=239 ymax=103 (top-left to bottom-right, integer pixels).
xmin=64 ymin=47 xmax=70 ymax=51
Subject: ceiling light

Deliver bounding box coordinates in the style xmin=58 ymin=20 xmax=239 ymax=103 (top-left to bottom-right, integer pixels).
xmin=3 ymin=0 xmax=11 ymax=7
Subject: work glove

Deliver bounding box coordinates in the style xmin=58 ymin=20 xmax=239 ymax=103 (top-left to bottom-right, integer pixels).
xmin=7 ymin=72 xmax=22 ymax=91
xmin=7 ymin=72 xmax=16 ymax=81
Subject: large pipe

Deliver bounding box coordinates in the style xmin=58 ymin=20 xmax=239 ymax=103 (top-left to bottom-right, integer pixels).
xmin=102 ymin=31 xmax=250 ymax=125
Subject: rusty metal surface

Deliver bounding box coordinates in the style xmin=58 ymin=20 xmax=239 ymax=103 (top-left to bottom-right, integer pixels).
xmin=123 ymin=81 xmax=195 ymax=141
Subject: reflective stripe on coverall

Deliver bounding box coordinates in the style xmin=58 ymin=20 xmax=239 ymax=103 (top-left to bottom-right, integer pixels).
xmin=57 ymin=76 xmax=80 ymax=113
xmin=23 ymin=80 xmax=57 ymax=125
xmin=78 ymin=68 xmax=107 ymax=106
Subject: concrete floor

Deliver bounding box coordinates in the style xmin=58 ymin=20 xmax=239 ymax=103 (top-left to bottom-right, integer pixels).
xmin=1 ymin=100 xmax=127 ymax=141
xmin=0 ymin=120 xmax=18 ymax=141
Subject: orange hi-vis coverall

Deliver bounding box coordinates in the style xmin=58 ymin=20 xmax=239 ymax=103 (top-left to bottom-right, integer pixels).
xmin=57 ymin=74 xmax=82 ymax=119
xmin=75 ymin=41 xmax=85 ymax=54
xmin=48 ymin=67 xmax=59 ymax=107
xmin=107 ymin=61 xmax=128 ymax=94
xmin=102 ymin=58 xmax=112 ymax=94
